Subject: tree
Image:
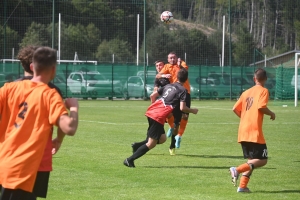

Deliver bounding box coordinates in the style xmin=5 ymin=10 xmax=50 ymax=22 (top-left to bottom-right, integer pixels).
xmin=95 ymin=38 xmax=134 ymax=63
xmin=233 ymin=25 xmax=255 ymax=66
xmin=19 ymin=22 xmax=49 ymax=48
xmin=0 ymin=25 xmax=19 ymax=59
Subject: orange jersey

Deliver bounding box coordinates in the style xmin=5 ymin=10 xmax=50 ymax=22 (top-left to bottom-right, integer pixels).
xmin=233 ymin=85 xmax=269 ymax=144
xmin=0 ymin=80 xmax=68 ymax=192
xmin=160 ymin=61 xmax=191 ymax=94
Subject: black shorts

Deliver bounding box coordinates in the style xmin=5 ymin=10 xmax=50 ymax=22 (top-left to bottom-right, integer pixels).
xmin=147 ymin=117 xmax=165 ymax=140
xmin=0 ymin=187 xmax=36 ymax=200
xmin=32 ymin=171 xmax=50 ymax=198
xmin=241 ymin=142 xmax=268 ymax=160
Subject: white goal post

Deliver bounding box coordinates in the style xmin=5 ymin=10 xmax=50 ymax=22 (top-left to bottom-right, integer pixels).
xmin=295 ymin=53 xmax=300 ymax=107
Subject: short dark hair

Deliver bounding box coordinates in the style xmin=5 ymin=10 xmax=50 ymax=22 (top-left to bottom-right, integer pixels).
xmin=177 ymin=68 xmax=188 ymax=83
xmin=33 ymin=47 xmax=57 ymax=73
xmin=254 ymin=68 xmax=267 ymax=82
xmin=17 ymin=45 xmax=40 ymax=74
xmin=154 ymin=60 xmax=164 ymax=65
xmin=168 ymin=51 xmax=177 ymax=56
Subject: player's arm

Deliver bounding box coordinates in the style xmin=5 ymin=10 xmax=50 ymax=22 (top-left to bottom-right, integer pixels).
xmin=156 ymin=66 xmax=171 ymax=79
xmin=57 ymin=98 xmax=79 ymax=136
xmin=150 ymin=91 xmax=159 ymax=103
xmin=259 ymin=107 xmax=275 ymax=120
xmin=52 ymin=127 xmax=65 ymax=155
xmin=180 ymin=102 xmax=198 ymax=114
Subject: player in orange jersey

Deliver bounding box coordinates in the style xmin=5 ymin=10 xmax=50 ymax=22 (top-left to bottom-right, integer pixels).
xmin=156 ymin=52 xmax=191 ymax=155
xmin=0 ymin=47 xmax=79 ymax=199
xmin=230 ymin=68 xmax=275 ymax=193
xmin=16 ymin=45 xmax=67 ymax=199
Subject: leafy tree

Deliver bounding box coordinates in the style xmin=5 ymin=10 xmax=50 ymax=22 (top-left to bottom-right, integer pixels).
xmin=233 ymin=25 xmax=255 ymax=66
xmin=19 ymin=22 xmax=50 ymax=48
xmin=0 ymin=25 xmax=19 ymax=59
xmin=95 ymin=38 xmax=134 ymax=63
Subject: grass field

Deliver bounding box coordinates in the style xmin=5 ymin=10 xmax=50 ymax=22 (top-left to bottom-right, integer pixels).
xmin=47 ymin=100 xmax=300 ymax=200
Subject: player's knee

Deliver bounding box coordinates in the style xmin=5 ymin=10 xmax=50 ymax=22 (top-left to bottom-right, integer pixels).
xmin=182 ymin=114 xmax=189 ymax=120
xmin=159 ymin=134 xmax=167 ymax=144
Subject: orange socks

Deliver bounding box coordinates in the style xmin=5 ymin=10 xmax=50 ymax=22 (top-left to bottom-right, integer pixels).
xmin=178 ymin=119 xmax=188 ymax=136
xmin=167 ymin=115 xmax=174 ymax=128
xmin=239 ymin=175 xmax=250 ymax=188
xmin=236 ymin=163 xmax=251 ymax=173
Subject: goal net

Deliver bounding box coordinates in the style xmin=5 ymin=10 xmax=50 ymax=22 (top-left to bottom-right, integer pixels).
xmin=274 ymin=53 xmax=299 ymax=106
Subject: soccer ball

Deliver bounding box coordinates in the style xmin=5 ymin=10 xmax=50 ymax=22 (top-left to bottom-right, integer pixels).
xmin=160 ymin=11 xmax=174 ymax=24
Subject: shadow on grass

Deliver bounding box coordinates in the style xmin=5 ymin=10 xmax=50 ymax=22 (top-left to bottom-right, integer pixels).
xmin=148 ymin=153 xmax=242 ymax=159
xmin=182 ymin=154 xmax=242 ymax=159
xmin=144 ymin=166 xmax=229 ymax=169
xmin=255 ymin=190 xmax=300 ymax=194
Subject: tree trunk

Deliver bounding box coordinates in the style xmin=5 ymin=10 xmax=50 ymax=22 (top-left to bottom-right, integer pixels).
xmin=261 ymin=0 xmax=267 ymax=48
xmin=188 ymin=0 xmax=195 ymax=21
xmin=273 ymin=1 xmax=279 ymax=50
xmin=250 ymin=0 xmax=254 ymax=34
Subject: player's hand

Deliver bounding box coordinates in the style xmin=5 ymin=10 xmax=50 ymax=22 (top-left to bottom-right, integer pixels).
xmin=192 ymin=108 xmax=198 ymax=114
xmin=162 ymin=74 xmax=171 ymax=78
xmin=52 ymin=138 xmax=63 ymax=155
xmin=177 ymin=58 xmax=182 ymax=67
xmin=64 ymin=98 xmax=79 ymax=110
xmin=270 ymin=112 xmax=275 ymax=120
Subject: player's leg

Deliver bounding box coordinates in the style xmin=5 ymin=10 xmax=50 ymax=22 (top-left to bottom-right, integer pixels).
xmin=176 ymin=93 xmax=191 ymax=148
xmin=166 ymin=115 xmax=174 ymax=137
xmin=230 ymin=142 xmax=268 ymax=192
xmin=169 ymin=110 xmax=181 ymax=155
xmin=124 ymin=117 xmax=164 ymax=167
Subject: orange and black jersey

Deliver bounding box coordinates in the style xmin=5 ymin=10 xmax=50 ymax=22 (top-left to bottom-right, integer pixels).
xmin=145 ymin=82 xmax=187 ymax=124
xmin=16 ymin=76 xmax=63 ymax=98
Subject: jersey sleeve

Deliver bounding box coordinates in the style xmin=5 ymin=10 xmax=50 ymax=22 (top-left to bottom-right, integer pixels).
xmin=179 ymin=89 xmax=187 ymax=102
xmin=257 ymin=88 xmax=269 ymax=109
xmin=159 ymin=65 xmax=169 ymax=74
xmin=47 ymin=89 xmax=68 ymax=126
xmin=233 ymin=95 xmax=243 ymax=112
xmin=181 ymin=61 xmax=188 ymax=70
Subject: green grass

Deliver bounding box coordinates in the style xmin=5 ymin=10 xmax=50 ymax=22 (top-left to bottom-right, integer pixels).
xmin=47 ymin=100 xmax=300 ymax=200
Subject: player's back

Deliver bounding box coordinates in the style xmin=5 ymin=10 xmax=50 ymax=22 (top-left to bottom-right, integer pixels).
xmin=238 ymin=85 xmax=269 ymax=144
xmin=0 ymin=80 xmax=67 ymax=192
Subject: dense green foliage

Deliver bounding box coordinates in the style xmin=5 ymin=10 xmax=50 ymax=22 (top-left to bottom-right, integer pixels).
xmin=1 ymin=0 xmax=300 ymax=65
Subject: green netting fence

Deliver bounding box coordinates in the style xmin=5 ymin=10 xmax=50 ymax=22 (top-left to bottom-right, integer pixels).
xmin=1 ymin=62 xmax=298 ymax=100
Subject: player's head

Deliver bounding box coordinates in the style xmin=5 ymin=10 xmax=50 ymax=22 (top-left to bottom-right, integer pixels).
xmin=254 ymin=68 xmax=267 ymax=85
xmin=32 ymin=47 xmax=57 ymax=80
xmin=17 ymin=45 xmax=40 ymax=75
xmin=177 ymin=68 xmax=188 ymax=83
xmin=167 ymin=52 xmax=178 ymax=65
xmin=154 ymin=60 xmax=165 ymax=72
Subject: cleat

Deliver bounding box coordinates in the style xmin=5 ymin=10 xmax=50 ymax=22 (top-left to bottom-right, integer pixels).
xmin=237 ymin=187 xmax=251 ymax=193
xmin=131 ymin=143 xmax=138 ymax=153
xmin=123 ymin=158 xmax=135 ymax=168
xmin=229 ymin=167 xmax=239 ymax=186
xmin=166 ymin=128 xmax=174 ymax=138
xmin=175 ymin=135 xmax=181 ymax=148
xmin=169 ymin=148 xmax=175 ymax=156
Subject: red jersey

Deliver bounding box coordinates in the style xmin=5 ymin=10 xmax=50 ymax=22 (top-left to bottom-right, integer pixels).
xmin=145 ymin=82 xmax=187 ymax=124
